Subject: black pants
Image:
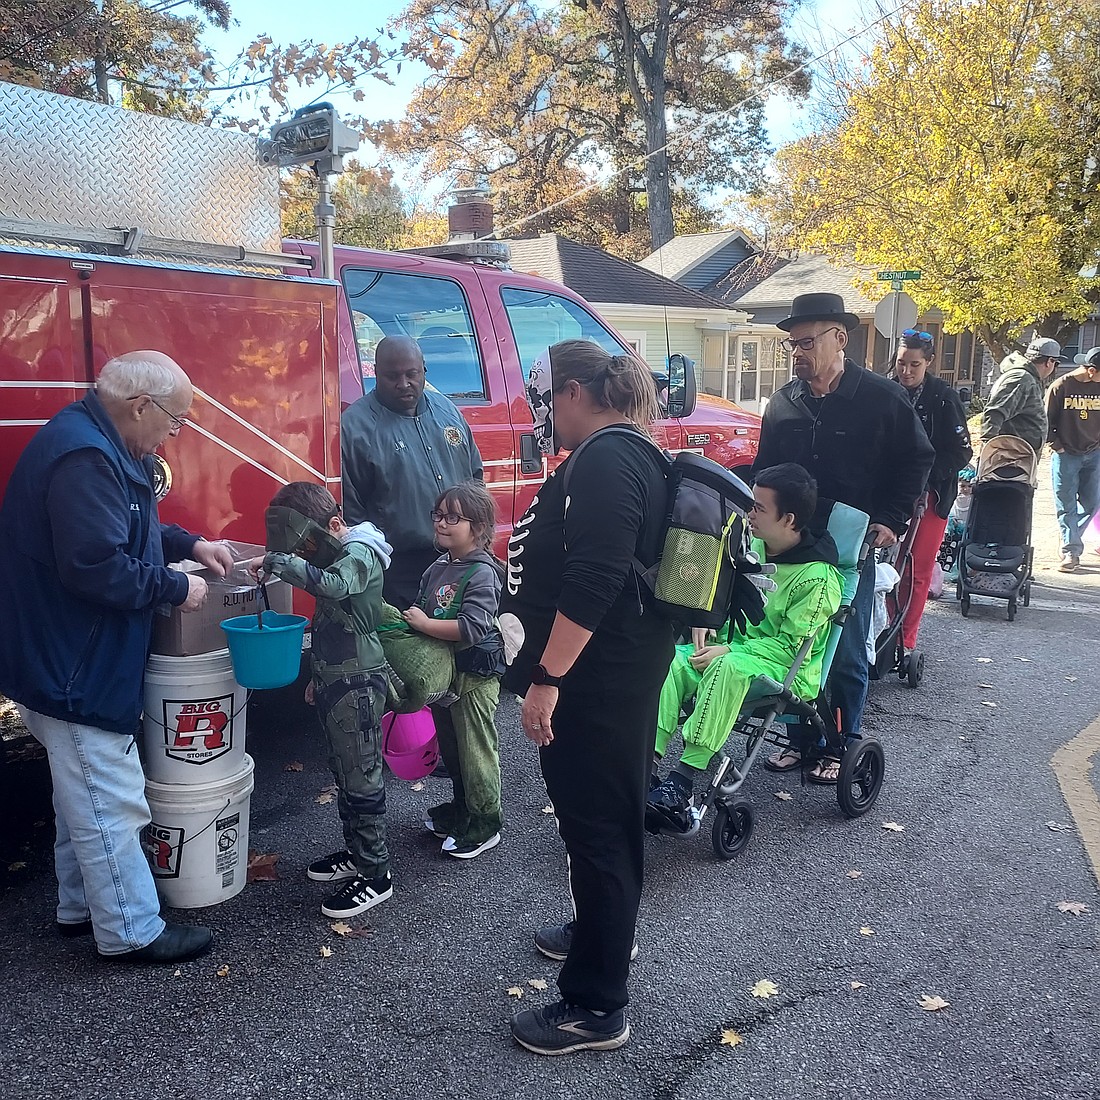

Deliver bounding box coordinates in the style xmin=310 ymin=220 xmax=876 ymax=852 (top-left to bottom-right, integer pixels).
xmin=539 ymin=648 xmax=669 ymax=1013
xmin=383 ymin=547 xmax=441 ymax=610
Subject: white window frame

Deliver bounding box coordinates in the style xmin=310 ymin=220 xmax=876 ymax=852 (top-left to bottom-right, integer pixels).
xmin=618 ymin=330 xmax=647 ymax=359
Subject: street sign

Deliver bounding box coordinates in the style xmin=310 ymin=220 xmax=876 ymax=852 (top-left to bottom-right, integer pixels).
xmin=877 ymin=270 xmax=921 ymax=281
xmin=874 ymin=290 xmax=918 ymax=339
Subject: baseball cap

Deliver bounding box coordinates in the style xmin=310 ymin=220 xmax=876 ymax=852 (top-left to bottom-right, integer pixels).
xmin=1024 ymin=336 xmax=1063 ymax=361
xmin=1073 ymin=346 xmax=1100 ymax=368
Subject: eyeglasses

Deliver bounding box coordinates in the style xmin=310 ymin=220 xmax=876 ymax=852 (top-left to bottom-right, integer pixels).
xmin=902 ymin=329 xmax=935 ymax=346
xmin=130 ymin=394 xmax=189 ymax=429
xmin=780 ymin=327 xmax=843 ymax=352
xmin=430 ymin=510 xmax=470 ymax=526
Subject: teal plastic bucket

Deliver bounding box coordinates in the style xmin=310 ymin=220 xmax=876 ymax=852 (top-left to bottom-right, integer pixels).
xmin=220 ymin=611 xmax=308 ymax=690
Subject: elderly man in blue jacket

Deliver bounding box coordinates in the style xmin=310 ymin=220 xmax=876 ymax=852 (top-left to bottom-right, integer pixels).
xmin=0 ymin=351 xmax=233 ymax=964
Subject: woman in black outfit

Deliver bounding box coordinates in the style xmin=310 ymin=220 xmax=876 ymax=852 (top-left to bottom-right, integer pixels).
xmin=501 ymin=340 xmax=674 ymax=1056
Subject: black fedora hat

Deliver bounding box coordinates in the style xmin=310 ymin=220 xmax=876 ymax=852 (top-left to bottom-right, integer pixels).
xmin=777 ymin=292 xmax=860 ymax=333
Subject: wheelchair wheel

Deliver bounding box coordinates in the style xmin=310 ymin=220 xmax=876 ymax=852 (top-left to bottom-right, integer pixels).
xmin=711 ymin=797 xmax=755 ymax=860
xmin=836 ymin=738 xmax=885 ymax=819
xmin=1022 ymin=583 xmax=1031 ymax=607
xmin=960 ymin=594 xmax=970 ymax=617
xmin=906 ymin=650 xmax=924 ymax=689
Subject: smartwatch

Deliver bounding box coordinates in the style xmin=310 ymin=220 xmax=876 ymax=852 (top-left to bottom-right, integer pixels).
xmin=531 ymin=663 xmax=564 ymax=687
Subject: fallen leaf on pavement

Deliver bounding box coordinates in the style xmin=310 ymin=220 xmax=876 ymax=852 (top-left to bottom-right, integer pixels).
xmin=977 ymin=683 xmax=994 ymax=689
xmin=216 ymin=965 xmax=230 ymax=978
xmin=1057 ymin=901 xmax=1089 ymax=916
xmin=980 ymin=701 xmax=997 ymax=708
xmin=918 ymin=994 xmax=950 ymax=1011
xmin=719 ymin=1028 xmax=744 ymax=1047
xmin=859 ymin=926 xmax=875 ymax=936
xmin=528 ymin=978 xmax=548 ymax=990
xmin=284 ymin=761 xmax=304 ymax=772
xmin=315 ymin=791 xmax=335 ymax=805
xmin=173 ymin=969 xmax=182 ymax=978
xmin=1045 ymin=821 xmax=1072 ymax=832
xmin=506 ymin=986 xmax=524 ymax=998
xmin=850 ymin=981 xmax=865 ymax=990
xmin=246 ymin=851 xmax=281 ymax=883
xmin=774 ymin=791 xmax=793 ymax=801
xmin=882 ymin=822 xmax=905 ymax=832
xmin=1011 ymin=656 xmax=1031 ymax=662
xmin=750 ymin=979 xmax=779 ymax=999
xmin=7 ymin=861 xmax=26 ymax=872
xmin=847 ymin=870 xmax=863 ymax=879
xmin=411 ymin=781 xmax=425 ymax=792
xmin=319 ymin=946 xmax=333 ymax=958
xmin=330 ymin=922 xmax=353 ymax=936
xmin=1065 ymin=676 xmax=1078 ymax=683
xmin=541 ymin=805 xmax=555 ymax=815
xmin=974 ymin=657 xmax=993 ymax=663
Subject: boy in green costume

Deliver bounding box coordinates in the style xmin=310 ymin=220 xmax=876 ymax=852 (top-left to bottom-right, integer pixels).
xmin=647 ymin=463 xmax=842 ymax=832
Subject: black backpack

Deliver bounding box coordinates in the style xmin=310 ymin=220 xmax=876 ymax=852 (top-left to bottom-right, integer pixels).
xmin=563 ymin=427 xmax=759 ymax=629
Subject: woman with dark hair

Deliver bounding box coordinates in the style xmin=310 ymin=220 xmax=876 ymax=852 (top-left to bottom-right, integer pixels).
xmin=889 ymin=329 xmax=973 ymax=656
xmin=501 ymin=340 xmax=674 ymax=1056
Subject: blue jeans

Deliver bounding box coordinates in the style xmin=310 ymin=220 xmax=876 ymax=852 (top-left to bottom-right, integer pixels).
xmin=1052 ymin=450 xmax=1100 ymax=556
xmin=827 ymin=555 xmax=876 ymax=735
xmin=19 ymin=708 xmax=165 ymax=955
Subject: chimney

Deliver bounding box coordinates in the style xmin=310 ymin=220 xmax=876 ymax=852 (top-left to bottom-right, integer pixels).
xmin=448 ymin=186 xmax=494 ymax=241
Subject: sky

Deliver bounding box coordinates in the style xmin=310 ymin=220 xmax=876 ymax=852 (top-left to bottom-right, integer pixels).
xmin=199 ymin=0 xmax=878 ymax=202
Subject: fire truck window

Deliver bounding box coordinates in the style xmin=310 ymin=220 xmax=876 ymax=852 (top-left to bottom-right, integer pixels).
xmin=499 ymin=287 xmax=630 ymax=379
xmin=341 ymin=268 xmax=486 ymax=400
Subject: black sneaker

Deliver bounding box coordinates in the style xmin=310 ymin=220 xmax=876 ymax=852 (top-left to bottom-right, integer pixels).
xmin=441 ymin=832 xmax=501 ymax=860
xmin=534 ymin=921 xmax=639 ymax=962
xmin=423 ymin=802 xmax=456 ymax=839
xmin=306 ymin=850 xmax=358 ymax=882
xmin=320 ymin=873 xmax=393 ymax=918
xmin=511 ymin=1000 xmax=630 ymax=1055
xmin=647 ymin=771 xmax=693 ymax=812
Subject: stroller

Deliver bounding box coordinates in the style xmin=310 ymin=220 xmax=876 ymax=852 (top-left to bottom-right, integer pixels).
xmin=647 ymin=502 xmax=884 ymax=860
xmin=957 ymin=436 xmax=1037 ymax=621
xmin=870 ymin=495 xmax=928 ymax=689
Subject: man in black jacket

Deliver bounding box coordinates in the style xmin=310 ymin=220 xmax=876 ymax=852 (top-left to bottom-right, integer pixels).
xmin=755 ymin=293 xmax=934 ymax=781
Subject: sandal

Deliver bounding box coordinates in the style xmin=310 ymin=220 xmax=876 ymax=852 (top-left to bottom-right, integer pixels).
xmin=808 ymin=757 xmax=841 ymax=785
xmin=763 ymin=748 xmax=802 ymax=773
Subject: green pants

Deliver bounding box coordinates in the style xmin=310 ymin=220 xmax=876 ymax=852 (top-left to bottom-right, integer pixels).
xmin=318 ymin=676 xmax=389 ymax=879
xmin=656 ymin=644 xmax=786 ymax=770
xmin=430 ymin=673 xmax=502 ymax=846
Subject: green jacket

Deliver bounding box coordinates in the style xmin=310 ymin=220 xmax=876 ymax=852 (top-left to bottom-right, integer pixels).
xmin=263 ymin=538 xmax=385 ymax=684
xmin=980 ymin=354 xmax=1047 ymax=454
xmin=723 ymin=531 xmax=843 ymax=699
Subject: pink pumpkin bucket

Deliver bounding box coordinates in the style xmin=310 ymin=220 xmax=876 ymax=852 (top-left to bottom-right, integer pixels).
xmin=380 ymin=707 xmax=439 ymax=781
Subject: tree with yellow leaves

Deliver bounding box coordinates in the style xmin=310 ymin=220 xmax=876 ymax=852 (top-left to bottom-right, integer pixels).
xmin=760 ymin=0 xmax=1100 ymax=360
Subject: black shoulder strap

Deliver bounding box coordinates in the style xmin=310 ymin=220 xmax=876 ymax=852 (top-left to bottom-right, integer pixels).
xmin=561 ymin=425 xmax=667 ymax=499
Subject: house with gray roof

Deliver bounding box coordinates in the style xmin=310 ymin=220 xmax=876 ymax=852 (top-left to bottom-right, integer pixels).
xmin=641 ymin=235 xmax=988 ymax=409
xmin=503 ymin=233 xmax=748 ymax=380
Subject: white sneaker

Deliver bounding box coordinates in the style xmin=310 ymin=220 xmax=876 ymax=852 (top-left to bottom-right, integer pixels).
xmin=441 ymin=832 xmax=501 ymax=860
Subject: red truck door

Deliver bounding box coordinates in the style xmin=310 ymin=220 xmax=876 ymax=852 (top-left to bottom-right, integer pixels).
xmin=78 ymin=258 xmax=341 ymax=542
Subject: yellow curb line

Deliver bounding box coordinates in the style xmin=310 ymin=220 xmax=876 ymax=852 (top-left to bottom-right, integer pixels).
xmin=1050 ymin=713 xmax=1100 ymax=889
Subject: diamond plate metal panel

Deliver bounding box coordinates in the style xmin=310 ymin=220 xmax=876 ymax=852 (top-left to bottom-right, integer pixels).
xmin=0 ymin=81 xmax=281 ymax=252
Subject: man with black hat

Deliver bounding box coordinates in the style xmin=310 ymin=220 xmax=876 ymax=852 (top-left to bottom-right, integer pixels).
xmin=1046 ymin=346 xmax=1100 ymax=571
xmin=980 ymin=336 xmax=1061 ymax=455
xmin=754 ymin=293 xmax=934 ymax=782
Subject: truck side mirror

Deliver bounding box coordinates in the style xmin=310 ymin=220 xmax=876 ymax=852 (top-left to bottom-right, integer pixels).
xmin=665 ymin=353 xmax=697 ymax=419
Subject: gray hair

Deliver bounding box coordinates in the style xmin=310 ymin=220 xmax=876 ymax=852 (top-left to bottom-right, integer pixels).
xmin=96 ymin=351 xmax=183 ymax=400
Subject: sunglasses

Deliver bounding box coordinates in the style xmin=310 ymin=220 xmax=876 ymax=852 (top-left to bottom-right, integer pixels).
xmin=430 ymin=510 xmax=470 ymax=526
xmin=780 ymin=327 xmax=844 ymax=352
xmin=902 ymin=329 xmax=935 ymax=346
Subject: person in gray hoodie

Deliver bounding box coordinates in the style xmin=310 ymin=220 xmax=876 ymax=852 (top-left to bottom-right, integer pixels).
xmin=402 ymin=480 xmax=506 ymax=859
xmin=980 ymin=336 xmax=1061 ymax=454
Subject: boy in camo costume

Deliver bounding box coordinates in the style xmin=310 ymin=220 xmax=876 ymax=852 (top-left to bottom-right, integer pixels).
xmin=256 ymin=482 xmax=396 ymax=919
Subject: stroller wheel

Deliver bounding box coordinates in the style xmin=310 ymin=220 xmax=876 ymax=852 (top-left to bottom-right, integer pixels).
xmin=906 ymin=650 xmax=924 ymax=688
xmin=1007 ymin=597 xmax=1017 ymax=622
xmin=836 ymin=738 xmax=885 ymax=819
xmin=960 ymin=594 xmax=971 ymax=617
xmin=1022 ymin=584 xmax=1031 ymax=607
xmin=711 ymin=797 xmax=755 ymax=860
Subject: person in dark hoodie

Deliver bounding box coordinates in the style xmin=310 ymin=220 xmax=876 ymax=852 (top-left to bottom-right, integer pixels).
xmin=403 ymin=480 xmax=506 ymax=860
xmin=647 ymin=464 xmax=842 ymax=829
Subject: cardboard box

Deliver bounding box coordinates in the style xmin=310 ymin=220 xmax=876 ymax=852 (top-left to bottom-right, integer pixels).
xmin=151 ymin=542 xmax=293 ymax=657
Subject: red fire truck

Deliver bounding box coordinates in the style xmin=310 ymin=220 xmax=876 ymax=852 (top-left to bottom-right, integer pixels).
xmin=0 ymin=82 xmax=759 ymax=555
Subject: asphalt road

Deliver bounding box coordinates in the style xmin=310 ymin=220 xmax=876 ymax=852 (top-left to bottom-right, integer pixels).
xmin=1 ymin=466 xmax=1098 ymax=1100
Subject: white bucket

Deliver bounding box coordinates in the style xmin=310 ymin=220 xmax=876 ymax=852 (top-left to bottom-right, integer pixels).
xmin=142 ymin=649 xmax=247 ymax=784
xmin=143 ymin=755 xmax=255 ymax=909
